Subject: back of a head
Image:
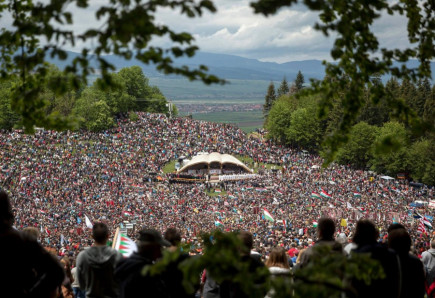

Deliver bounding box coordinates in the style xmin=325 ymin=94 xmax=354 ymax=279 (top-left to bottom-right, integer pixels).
xmin=238 ymin=231 xmax=253 ymax=255
xmin=387 ymin=223 xmax=405 ymax=233
xmin=318 ymin=218 xmax=335 ymax=241
xmin=137 ymin=228 xmax=170 ymax=259
xmin=0 ymin=190 xmax=13 ymax=228
xmin=22 ymin=227 xmax=40 ymax=240
xmin=266 ymin=247 xmax=289 ymax=269
xmin=352 ymin=220 xmax=379 ymax=246
xmin=92 ymin=223 xmax=109 ymax=244
xmin=164 ymin=227 xmax=181 ymax=246
xmin=388 ymin=228 xmax=411 ymax=255
xmin=431 ymin=240 xmax=435 ymax=249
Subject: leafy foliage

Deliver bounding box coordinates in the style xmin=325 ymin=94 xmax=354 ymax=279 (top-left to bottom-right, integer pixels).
xmin=263 ymin=81 xmax=276 ymax=120
xmin=143 ymin=231 xmax=384 ymax=297
xmin=251 ymin=0 xmax=435 ymax=164
xmin=277 ymin=77 xmax=289 ymax=98
xmin=0 ymin=0 xmax=222 ymax=133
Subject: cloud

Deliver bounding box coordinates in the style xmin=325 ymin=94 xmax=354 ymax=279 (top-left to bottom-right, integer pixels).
xmin=0 ymin=0 xmax=418 ymax=64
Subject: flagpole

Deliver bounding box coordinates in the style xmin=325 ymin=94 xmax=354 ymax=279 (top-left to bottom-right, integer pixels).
xmin=112 ymin=227 xmax=120 ymax=249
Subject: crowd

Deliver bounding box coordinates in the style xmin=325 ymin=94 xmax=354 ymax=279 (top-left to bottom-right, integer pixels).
xmin=0 ymin=112 xmax=434 ymax=296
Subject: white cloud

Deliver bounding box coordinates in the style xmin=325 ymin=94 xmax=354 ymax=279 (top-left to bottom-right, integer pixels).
xmin=0 ymin=0 xmax=417 ymax=63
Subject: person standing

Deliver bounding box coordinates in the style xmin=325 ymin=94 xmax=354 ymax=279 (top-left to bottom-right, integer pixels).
xmin=76 ymin=222 xmax=122 ymax=298
xmin=115 ymin=228 xmax=171 ymax=298
xmin=422 ymin=240 xmax=435 ymax=293
xmin=0 ymin=190 xmax=65 ymax=298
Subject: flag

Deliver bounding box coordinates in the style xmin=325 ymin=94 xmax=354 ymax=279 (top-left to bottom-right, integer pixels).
xmin=346 ymin=202 xmax=353 ymax=209
xmin=418 ymin=218 xmax=427 ymax=234
xmin=423 ymin=216 xmax=433 ymax=229
xmin=76 ymin=200 xmax=83 ymax=205
xmin=123 ymin=211 xmax=132 ymax=217
xmin=320 ymin=190 xmax=332 ymax=198
xmin=60 ymin=234 xmax=65 ymax=245
xmin=85 ymin=215 xmax=93 ymax=229
xmin=256 ymin=187 xmax=267 ymax=192
xmin=340 ymin=218 xmax=347 ymax=227
xmin=413 ymin=210 xmax=422 ymax=219
xmin=215 ymin=189 xmax=221 ymax=193
xmin=113 ymin=229 xmax=137 ymax=257
xmin=215 ymin=220 xmax=224 ymax=227
xmin=353 ymin=192 xmax=362 ymax=197
xmin=312 ymin=221 xmax=318 ymax=227
xmin=263 ymin=208 xmax=274 ymax=222
xmin=311 ymin=192 xmax=321 ymax=199
xmin=45 ymin=227 xmax=50 ymax=235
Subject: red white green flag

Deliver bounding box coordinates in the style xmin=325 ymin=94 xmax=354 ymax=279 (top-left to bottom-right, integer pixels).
xmin=311 ymin=192 xmax=321 ymax=199
xmin=215 ymin=220 xmax=224 ymax=227
xmin=263 ymin=208 xmax=274 ymax=222
xmin=320 ymin=190 xmax=332 ymax=198
xmin=113 ymin=230 xmax=137 ymax=257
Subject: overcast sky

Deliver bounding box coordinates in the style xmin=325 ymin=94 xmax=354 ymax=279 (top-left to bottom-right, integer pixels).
xmin=2 ymin=0 xmax=411 ymax=64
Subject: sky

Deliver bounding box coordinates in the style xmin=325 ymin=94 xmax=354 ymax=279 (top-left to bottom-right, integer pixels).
xmin=2 ymin=0 xmax=411 ymax=64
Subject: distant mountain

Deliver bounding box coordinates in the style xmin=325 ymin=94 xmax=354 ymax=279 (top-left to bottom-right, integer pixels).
xmin=46 ymin=51 xmax=326 ymax=81
xmin=46 ymin=50 xmax=435 ymax=82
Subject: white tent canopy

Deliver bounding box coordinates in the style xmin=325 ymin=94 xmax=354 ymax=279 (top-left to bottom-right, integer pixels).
xmin=380 ymin=176 xmax=395 ymax=180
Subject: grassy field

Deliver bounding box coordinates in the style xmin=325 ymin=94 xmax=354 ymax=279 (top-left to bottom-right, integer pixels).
xmin=192 ymin=110 xmax=264 ymax=133
xmin=149 ymin=77 xmax=271 ymax=102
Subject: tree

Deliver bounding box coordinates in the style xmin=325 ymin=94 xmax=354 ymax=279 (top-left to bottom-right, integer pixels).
xmin=265 ymin=96 xmax=293 ymax=143
xmin=423 ymin=85 xmax=435 ymax=128
xmin=370 ymin=122 xmax=410 ymax=175
xmin=263 ymin=82 xmax=276 ymax=120
xmin=407 ymin=139 xmax=435 ymax=186
xmin=416 ymin=78 xmax=432 ymax=118
xmin=335 ymin=122 xmax=378 ymax=168
xmin=0 ymin=78 xmax=20 ymax=130
xmin=294 ymin=71 xmax=305 ymax=92
xmin=251 ymin=0 xmax=435 ymax=164
xmin=0 ymin=0 xmax=221 ymax=133
xmin=277 ymin=77 xmax=289 ymax=98
xmin=73 ymin=88 xmax=114 ymax=131
xmin=286 ymin=107 xmax=322 ymax=151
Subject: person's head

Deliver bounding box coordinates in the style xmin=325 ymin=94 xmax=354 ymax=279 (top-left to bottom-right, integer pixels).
xmin=238 ymin=231 xmax=253 ymax=256
xmin=22 ymin=227 xmax=40 ymax=240
xmin=265 ymin=247 xmax=290 ymax=269
xmin=92 ymin=223 xmax=109 ymax=245
xmin=164 ymin=227 xmax=181 ymax=247
xmin=388 ymin=228 xmax=411 ymax=255
xmin=137 ymin=228 xmax=170 ymax=260
xmin=387 ymin=223 xmax=405 ymax=233
xmin=431 ymin=240 xmax=435 ymax=249
xmin=352 ymin=220 xmax=379 ymax=246
xmin=0 ymin=190 xmax=14 ymax=228
xmin=317 ymin=218 xmax=335 ymax=241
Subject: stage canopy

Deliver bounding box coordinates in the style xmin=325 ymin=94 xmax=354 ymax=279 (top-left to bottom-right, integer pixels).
xmin=177 ymin=152 xmax=252 ymax=174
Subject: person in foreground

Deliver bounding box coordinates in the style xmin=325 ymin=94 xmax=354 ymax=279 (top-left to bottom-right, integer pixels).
xmin=115 ymin=228 xmax=171 ymax=298
xmin=76 ymin=222 xmax=122 ymax=298
xmin=0 ymin=190 xmax=64 ymax=298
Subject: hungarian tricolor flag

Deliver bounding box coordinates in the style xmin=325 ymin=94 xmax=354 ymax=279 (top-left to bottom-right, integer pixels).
xmin=113 ymin=228 xmax=137 ymax=257
xmin=353 ymin=192 xmax=362 ymax=197
xmin=215 ymin=220 xmax=224 ymax=227
xmin=311 ymin=192 xmax=321 ymax=199
xmin=215 ymin=189 xmax=222 ymax=193
xmin=123 ymin=211 xmax=133 ymax=217
xmin=263 ymin=208 xmax=274 ymax=222
xmin=320 ymin=190 xmax=332 ymax=198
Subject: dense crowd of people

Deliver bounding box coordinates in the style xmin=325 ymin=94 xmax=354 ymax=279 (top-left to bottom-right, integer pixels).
xmin=0 ymin=112 xmax=434 ymax=297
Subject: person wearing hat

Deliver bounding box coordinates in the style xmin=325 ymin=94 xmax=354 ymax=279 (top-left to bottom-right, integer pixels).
xmin=115 ymin=228 xmax=171 ymax=298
